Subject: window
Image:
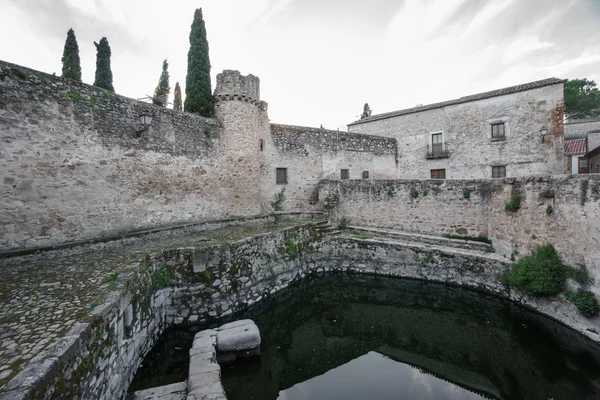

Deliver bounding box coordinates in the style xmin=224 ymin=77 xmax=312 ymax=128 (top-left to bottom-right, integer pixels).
xmin=431 ymin=133 xmax=443 ymax=157
xmin=430 ymin=169 xmax=446 ymax=179
xmin=362 ymin=171 xmax=369 ymax=179
xmin=276 ymin=168 xmax=287 ymax=184
xmin=579 ymin=158 xmax=588 ymax=168
xmin=341 ymin=169 xmax=350 ymax=180
xmin=491 ymin=123 xmax=505 ymax=140
xmin=492 ymin=165 xmax=506 ymax=178
xmin=259 ymin=139 xmax=264 ymax=151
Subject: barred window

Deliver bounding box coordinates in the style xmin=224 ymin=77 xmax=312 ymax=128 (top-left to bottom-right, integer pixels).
xmin=491 ymin=123 xmax=505 ymax=139
xmin=341 ymin=169 xmax=350 ymax=179
xmin=492 ymin=165 xmax=506 ymax=178
xmin=276 ymin=168 xmax=288 ymax=184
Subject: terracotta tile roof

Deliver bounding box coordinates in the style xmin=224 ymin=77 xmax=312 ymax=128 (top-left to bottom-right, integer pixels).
xmin=348 ymin=77 xmax=565 ymax=126
xmin=564 ymin=138 xmax=587 ymax=155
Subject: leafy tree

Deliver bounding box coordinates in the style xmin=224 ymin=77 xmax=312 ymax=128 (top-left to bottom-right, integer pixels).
xmin=184 ymin=8 xmax=213 ymax=116
xmin=61 ymin=28 xmax=81 ymax=81
xmin=93 ymin=37 xmax=114 ymax=92
xmin=153 ymin=59 xmax=170 ymax=107
xmin=173 ymin=81 xmax=183 ymax=111
xmin=564 ymin=78 xmax=600 ymax=120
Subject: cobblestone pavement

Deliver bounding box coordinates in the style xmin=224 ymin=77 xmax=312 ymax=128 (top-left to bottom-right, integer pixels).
xmin=0 ymin=219 xmax=317 ymax=390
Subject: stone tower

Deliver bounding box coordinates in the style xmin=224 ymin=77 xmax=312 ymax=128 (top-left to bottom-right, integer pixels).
xmin=213 ymin=70 xmax=270 ymax=216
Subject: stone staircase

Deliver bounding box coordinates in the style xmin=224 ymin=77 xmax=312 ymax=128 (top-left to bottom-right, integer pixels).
xmin=314 ymin=220 xmax=342 ymax=237
xmin=343 ymin=226 xmax=495 ymax=254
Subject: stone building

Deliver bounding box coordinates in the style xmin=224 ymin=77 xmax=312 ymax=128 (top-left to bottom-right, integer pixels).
xmin=0 ymin=61 xmax=397 ymax=250
xmin=347 ymin=78 xmax=566 ymax=179
xmin=564 ymin=118 xmax=600 ymax=174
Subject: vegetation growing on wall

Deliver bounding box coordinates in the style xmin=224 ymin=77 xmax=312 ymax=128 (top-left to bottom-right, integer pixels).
xmin=546 ymin=205 xmax=553 ymax=215
xmin=271 ymin=188 xmax=285 ymax=222
xmin=61 ymin=28 xmax=82 ymax=81
xmin=566 ymin=289 xmax=600 ymax=317
xmin=505 ymin=195 xmax=521 ymax=212
xmin=463 ymin=189 xmax=472 ymax=199
xmin=505 ymin=244 xmax=566 ymax=296
xmin=337 ymin=216 xmax=350 ymax=230
xmin=185 ymin=8 xmax=213 ymax=116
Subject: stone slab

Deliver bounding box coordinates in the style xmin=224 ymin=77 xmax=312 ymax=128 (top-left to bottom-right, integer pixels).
xmin=216 ymin=320 xmax=261 ymax=352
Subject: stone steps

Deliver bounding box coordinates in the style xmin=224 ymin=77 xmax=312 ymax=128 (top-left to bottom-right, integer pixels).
xmin=315 ymin=222 xmax=342 ymax=237
xmin=342 ymin=234 xmax=506 ymax=262
xmin=345 ymin=226 xmax=494 ymax=253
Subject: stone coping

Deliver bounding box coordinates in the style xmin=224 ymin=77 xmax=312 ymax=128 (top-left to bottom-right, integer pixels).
xmin=0 ymin=212 xmax=324 ymax=260
xmin=345 ymin=226 xmax=492 ymax=252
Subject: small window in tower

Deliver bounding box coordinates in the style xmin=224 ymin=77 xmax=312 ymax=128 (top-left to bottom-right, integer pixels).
xmin=276 ymin=168 xmax=288 ymax=184
xmin=259 ymin=139 xmax=264 ymax=152
xmin=362 ymin=171 xmax=369 ymax=179
xmin=341 ymin=169 xmax=350 ymax=180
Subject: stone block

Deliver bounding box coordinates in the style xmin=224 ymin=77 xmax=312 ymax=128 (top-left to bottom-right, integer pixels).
xmin=216 ymin=320 xmax=260 ymax=352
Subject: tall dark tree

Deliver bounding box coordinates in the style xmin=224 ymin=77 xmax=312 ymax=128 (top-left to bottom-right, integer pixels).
xmin=184 ymin=8 xmax=213 ymax=116
xmin=93 ymin=37 xmax=114 ymax=92
xmin=61 ymin=28 xmax=82 ymax=81
xmin=153 ymin=59 xmax=170 ymax=107
xmin=564 ymin=78 xmax=600 ymax=120
xmin=173 ymin=81 xmax=183 ymax=111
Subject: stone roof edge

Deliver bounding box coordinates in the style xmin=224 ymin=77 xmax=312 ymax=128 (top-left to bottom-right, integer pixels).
xmin=347 ymin=78 xmax=566 ymax=127
xmin=565 ymin=117 xmax=600 ymax=125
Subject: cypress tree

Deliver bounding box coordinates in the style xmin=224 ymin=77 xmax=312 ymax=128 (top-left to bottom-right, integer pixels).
xmin=184 ymin=8 xmax=213 ymax=116
xmin=153 ymin=59 xmax=170 ymax=107
xmin=93 ymin=37 xmax=114 ymax=92
xmin=61 ymin=28 xmax=82 ymax=81
xmin=173 ymin=82 xmax=183 ymax=111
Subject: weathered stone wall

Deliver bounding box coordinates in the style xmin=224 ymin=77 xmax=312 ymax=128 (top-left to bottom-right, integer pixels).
xmin=1 ymin=257 xmax=170 ymax=400
xmin=348 ymin=84 xmax=565 ymax=179
xmin=0 ymin=61 xmax=266 ymax=251
xmin=261 ymin=124 xmax=398 ymax=212
xmin=565 ymin=117 xmax=600 ymax=138
xmin=319 ymin=175 xmax=600 ymax=285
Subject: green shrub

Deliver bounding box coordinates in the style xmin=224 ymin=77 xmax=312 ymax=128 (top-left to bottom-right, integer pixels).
xmin=411 ymin=187 xmax=419 ymax=199
xmin=505 ymin=195 xmax=521 ymax=212
xmin=386 ymin=187 xmax=395 ymax=197
xmin=566 ymin=266 xmax=589 ymax=286
xmin=271 ymin=188 xmax=285 ymax=222
xmin=567 ymin=289 xmax=600 ymax=317
xmin=546 ymin=205 xmax=553 ymax=215
xmin=154 ymin=266 xmax=171 ymax=288
xmin=338 ymin=216 xmax=350 ymax=230
xmin=505 ymin=244 xmax=566 ymax=296
xmin=463 ymin=189 xmax=472 ymax=199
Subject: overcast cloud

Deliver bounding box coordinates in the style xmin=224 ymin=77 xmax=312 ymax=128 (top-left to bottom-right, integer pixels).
xmin=1 ymin=0 xmax=599 ymax=130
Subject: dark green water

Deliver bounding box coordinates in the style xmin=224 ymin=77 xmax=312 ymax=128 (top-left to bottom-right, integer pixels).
xmin=130 ymin=274 xmax=600 ymax=400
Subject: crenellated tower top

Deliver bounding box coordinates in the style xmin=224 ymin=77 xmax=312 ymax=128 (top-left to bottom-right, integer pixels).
xmin=214 ymin=70 xmax=266 ymax=110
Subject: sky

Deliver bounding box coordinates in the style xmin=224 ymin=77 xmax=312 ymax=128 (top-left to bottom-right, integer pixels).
xmin=1 ymin=0 xmax=600 ymax=130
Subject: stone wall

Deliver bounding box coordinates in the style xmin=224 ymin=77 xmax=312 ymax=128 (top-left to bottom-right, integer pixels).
xmin=261 ymin=124 xmax=398 ymax=212
xmin=318 ymin=175 xmax=600 ymax=285
xmin=347 ymin=83 xmax=565 ymax=179
xmin=4 ymin=216 xmax=600 ymax=399
xmin=0 ymin=61 xmax=266 ymax=251
xmin=1 ymin=257 xmax=170 ymax=400
xmin=565 ymin=117 xmax=600 ymax=138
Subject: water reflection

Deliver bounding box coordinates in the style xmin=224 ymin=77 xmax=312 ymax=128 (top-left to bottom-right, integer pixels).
xmin=279 ymin=351 xmax=486 ymax=400
xmin=131 ymin=273 xmax=600 ymax=400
